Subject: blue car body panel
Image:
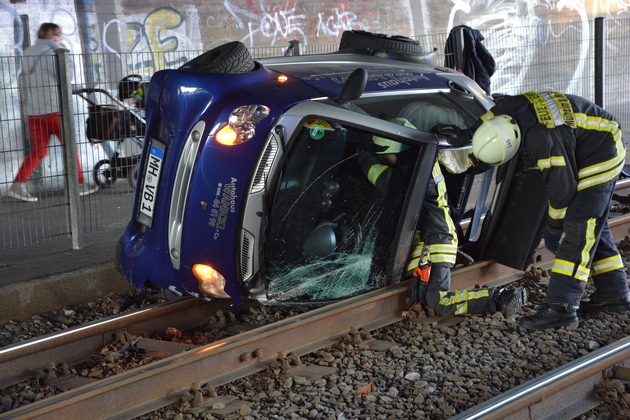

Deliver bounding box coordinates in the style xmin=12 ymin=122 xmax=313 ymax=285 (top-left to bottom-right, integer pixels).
xmin=117 ymin=50 xmax=505 ymax=306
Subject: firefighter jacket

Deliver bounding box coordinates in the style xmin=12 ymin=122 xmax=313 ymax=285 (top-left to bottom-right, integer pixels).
xmin=445 ymin=25 xmax=496 ymax=94
xmin=481 ymin=92 xmax=626 ymax=231
xmin=357 ymin=151 xmax=458 ymax=270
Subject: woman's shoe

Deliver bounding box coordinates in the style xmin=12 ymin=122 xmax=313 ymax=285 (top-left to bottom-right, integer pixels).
xmin=6 ymin=182 xmax=37 ymax=202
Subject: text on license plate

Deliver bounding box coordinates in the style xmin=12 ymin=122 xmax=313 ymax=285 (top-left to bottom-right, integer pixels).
xmin=138 ymin=140 xmax=165 ymax=227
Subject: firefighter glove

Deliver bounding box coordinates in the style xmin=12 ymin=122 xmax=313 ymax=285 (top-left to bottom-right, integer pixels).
xmin=544 ymin=227 xmax=563 ymax=254
xmin=432 ymin=123 xmax=471 ymax=146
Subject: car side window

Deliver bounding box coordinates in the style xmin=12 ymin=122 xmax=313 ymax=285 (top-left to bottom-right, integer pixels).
xmin=266 ymin=119 xmax=420 ymax=302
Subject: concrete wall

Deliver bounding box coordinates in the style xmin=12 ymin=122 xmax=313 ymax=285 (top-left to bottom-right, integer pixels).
xmin=3 ymin=1 xmax=630 ymax=61
xmin=0 ymin=0 xmax=629 ymax=193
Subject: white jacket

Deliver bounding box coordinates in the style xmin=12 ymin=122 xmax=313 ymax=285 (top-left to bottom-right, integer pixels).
xmin=22 ymin=39 xmax=68 ymax=116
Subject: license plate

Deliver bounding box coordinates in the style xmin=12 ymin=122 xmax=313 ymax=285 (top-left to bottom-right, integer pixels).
xmin=137 ymin=139 xmax=165 ymax=227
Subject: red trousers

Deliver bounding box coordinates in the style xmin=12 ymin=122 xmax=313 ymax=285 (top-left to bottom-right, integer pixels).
xmin=14 ymin=112 xmax=84 ymax=184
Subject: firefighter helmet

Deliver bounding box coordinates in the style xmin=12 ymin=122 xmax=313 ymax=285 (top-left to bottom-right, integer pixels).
xmin=372 ymin=117 xmax=413 ymax=154
xmin=472 ymin=115 xmax=521 ymax=166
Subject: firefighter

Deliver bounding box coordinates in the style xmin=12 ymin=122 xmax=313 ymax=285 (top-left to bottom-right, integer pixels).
xmin=358 ymin=116 xmax=526 ymax=317
xmin=471 ymin=91 xmax=630 ymax=330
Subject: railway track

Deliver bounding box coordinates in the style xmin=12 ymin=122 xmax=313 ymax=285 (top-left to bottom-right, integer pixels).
xmin=453 ymin=334 xmax=630 ymax=419
xmin=3 ymin=179 xmax=630 ymax=419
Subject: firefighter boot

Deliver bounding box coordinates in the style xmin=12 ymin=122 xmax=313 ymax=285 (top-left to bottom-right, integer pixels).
xmin=518 ymin=303 xmax=579 ymax=330
xmin=493 ymin=287 xmax=527 ymax=317
xmin=579 ymin=291 xmax=630 ymax=313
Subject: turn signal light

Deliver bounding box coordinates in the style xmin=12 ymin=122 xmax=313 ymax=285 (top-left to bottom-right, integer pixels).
xmin=214 ymin=104 xmax=270 ymax=146
xmin=215 ymin=125 xmax=238 ymax=145
xmin=192 ymin=264 xmax=231 ymax=299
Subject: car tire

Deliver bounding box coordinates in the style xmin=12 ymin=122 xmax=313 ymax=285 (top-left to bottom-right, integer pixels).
xmin=339 ymin=30 xmax=423 ymax=55
xmin=179 ymin=41 xmax=255 ymax=73
xmin=93 ymin=159 xmax=116 ymax=188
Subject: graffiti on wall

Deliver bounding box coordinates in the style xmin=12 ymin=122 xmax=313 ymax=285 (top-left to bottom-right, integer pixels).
xmin=316 ymin=5 xmax=370 ymax=37
xmin=447 ymin=0 xmax=591 ymax=94
xmin=2 ymin=1 xmax=630 ymax=84
xmin=224 ymin=0 xmax=373 ymax=46
xmin=0 ymin=4 xmax=24 ymax=88
xmin=225 ymin=1 xmax=308 ymax=45
xmin=96 ymin=6 xmax=202 ymax=78
xmin=445 ymin=0 xmax=630 ymax=95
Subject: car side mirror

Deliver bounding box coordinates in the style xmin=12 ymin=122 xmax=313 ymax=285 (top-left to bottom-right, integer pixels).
xmin=336 ymin=67 xmax=367 ymax=105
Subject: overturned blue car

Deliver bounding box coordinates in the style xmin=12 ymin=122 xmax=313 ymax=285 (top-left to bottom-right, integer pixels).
xmin=116 ymin=31 xmax=547 ymax=307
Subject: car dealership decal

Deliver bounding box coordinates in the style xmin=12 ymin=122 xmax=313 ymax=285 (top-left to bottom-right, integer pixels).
xmin=374 ymin=72 xmax=431 ymax=88
xmin=208 ymin=178 xmax=238 ymax=240
xmin=301 ymin=68 xmax=433 ymax=88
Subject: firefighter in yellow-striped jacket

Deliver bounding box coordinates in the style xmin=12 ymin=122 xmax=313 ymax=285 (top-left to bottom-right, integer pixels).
xmin=358 ymin=115 xmax=526 ymax=317
xmin=471 ymin=92 xmax=630 ymax=330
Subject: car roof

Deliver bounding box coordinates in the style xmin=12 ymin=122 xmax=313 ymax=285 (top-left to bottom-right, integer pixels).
xmin=258 ymin=52 xmax=492 ymax=105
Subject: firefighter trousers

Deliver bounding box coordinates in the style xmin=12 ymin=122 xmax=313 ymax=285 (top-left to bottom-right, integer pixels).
xmin=424 ymin=263 xmax=497 ymax=316
xmin=546 ymin=179 xmax=629 ymax=306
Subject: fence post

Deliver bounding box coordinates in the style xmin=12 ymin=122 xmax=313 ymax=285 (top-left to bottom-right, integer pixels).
xmin=285 ymin=40 xmax=302 ymax=56
xmin=454 ymin=27 xmax=465 ymax=71
xmin=56 ymin=48 xmax=83 ymax=250
xmin=594 ymin=17 xmax=605 ymax=108
xmin=445 ymin=27 xmax=466 ymax=71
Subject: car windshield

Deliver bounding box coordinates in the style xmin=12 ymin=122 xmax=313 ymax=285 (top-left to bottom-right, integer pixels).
xmin=265 ymin=118 xmax=421 ymax=303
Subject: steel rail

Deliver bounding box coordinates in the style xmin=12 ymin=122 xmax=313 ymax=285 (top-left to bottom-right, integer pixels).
xmin=1 ymin=283 xmax=408 ymax=419
xmin=0 ymin=298 xmax=230 ymax=387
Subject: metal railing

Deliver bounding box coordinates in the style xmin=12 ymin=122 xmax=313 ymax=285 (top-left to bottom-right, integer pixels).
xmin=1 ymin=18 xmax=629 ymax=250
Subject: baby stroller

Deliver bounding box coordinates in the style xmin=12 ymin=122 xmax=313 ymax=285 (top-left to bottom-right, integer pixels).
xmin=118 ymin=74 xmax=148 ymax=109
xmin=74 ymin=80 xmax=147 ymax=190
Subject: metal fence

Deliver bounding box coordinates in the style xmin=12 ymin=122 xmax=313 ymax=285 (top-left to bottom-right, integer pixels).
xmin=1 ymin=18 xmax=629 ymax=250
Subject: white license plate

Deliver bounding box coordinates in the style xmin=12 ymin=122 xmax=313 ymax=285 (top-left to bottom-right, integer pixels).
xmin=137 ymin=140 xmax=165 ymax=227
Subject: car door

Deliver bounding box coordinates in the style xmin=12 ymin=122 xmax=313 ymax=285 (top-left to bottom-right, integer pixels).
xmin=260 ymin=101 xmax=438 ymax=304
xmin=464 ymin=155 xmax=549 ymax=271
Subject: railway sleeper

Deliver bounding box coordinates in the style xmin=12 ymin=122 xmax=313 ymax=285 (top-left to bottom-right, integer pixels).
xmin=591 ymin=369 xmax=630 ymax=418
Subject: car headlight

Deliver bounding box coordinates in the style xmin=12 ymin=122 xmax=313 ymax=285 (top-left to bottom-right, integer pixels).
xmin=192 ymin=264 xmax=231 ymax=299
xmin=215 ymin=104 xmax=270 ymax=146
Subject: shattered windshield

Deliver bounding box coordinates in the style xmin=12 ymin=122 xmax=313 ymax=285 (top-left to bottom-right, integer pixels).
xmin=266 ymin=118 xmax=421 ymax=303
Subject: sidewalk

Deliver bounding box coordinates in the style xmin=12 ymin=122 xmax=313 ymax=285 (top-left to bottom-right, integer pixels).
xmin=0 ymin=229 xmax=133 ymax=322
xmin=0 ymin=190 xmax=136 ymax=322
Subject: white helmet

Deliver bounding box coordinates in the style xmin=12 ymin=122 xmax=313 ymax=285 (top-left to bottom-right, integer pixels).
xmin=472 ymin=115 xmax=521 ymax=166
